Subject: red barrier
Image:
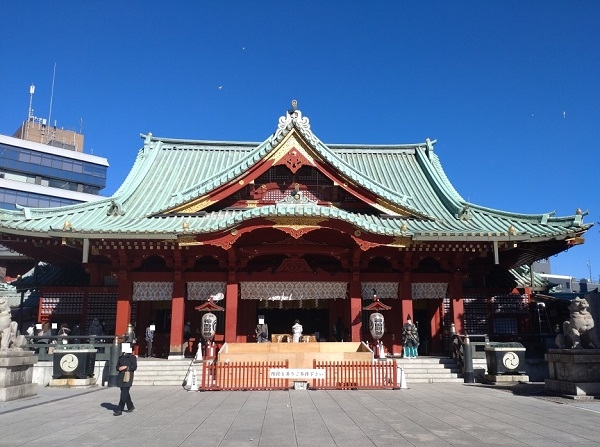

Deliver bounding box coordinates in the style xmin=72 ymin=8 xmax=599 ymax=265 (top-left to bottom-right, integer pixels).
xmin=201 ymin=360 xmax=289 ymax=391
xmin=312 ymin=360 xmax=398 ymax=390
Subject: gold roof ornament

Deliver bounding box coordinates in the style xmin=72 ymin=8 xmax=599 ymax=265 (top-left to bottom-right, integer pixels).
xmin=62 ymin=220 xmax=72 ymax=231
xmin=507 ymin=225 xmax=517 ymax=236
xmin=182 ymin=221 xmax=189 ymax=232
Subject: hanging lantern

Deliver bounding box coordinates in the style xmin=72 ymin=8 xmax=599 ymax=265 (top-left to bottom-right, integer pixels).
xmin=369 ymin=312 xmax=385 ymax=340
xmin=201 ymin=312 xmax=217 ymax=341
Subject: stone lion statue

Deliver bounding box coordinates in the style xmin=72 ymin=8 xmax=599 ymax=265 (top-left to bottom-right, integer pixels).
xmin=555 ymin=297 xmax=600 ymax=349
xmin=0 ymin=297 xmax=27 ymax=351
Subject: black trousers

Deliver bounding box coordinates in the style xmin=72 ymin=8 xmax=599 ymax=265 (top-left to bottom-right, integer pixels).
xmin=118 ymin=386 xmax=134 ymax=411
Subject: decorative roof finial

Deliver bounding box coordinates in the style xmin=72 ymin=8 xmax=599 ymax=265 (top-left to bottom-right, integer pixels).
xmin=288 ymin=99 xmax=298 ymax=115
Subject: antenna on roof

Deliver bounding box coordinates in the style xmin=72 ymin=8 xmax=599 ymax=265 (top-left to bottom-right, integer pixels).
xmin=25 ymin=84 xmax=35 ymax=140
xmin=28 ymin=84 xmax=35 ymax=120
xmin=48 ymin=62 xmax=56 ymax=129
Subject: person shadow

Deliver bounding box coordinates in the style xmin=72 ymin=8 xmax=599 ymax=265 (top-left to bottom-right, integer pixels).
xmin=100 ymin=402 xmax=120 ymax=412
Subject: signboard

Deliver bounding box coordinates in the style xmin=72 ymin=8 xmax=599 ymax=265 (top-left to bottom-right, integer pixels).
xmin=269 ymin=369 xmax=326 ymax=379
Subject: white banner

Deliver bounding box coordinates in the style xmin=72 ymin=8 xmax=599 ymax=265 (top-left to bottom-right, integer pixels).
xmin=241 ymin=281 xmax=347 ymax=300
xmin=269 ymin=368 xmax=326 ymax=379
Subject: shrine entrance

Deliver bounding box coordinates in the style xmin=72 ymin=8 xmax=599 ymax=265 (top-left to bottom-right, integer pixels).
xmin=412 ymin=298 xmax=444 ymax=355
xmin=259 ymin=308 xmax=330 ymax=341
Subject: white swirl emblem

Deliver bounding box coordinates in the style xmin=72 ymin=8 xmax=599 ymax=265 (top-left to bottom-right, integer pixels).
xmin=502 ymin=352 xmax=519 ymax=370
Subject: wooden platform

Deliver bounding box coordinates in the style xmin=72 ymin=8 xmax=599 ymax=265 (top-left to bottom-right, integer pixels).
xmin=217 ymin=342 xmax=373 ymax=369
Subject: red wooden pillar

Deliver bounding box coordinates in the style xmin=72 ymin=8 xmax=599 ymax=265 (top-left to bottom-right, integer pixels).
xmin=349 ymin=276 xmax=362 ymax=342
xmin=450 ymin=272 xmax=465 ymax=334
xmin=224 ymin=249 xmax=239 ymax=343
xmin=170 ymin=276 xmax=185 ymax=357
xmin=115 ymin=270 xmax=131 ymax=336
xmin=224 ymin=281 xmax=239 ymax=343
xmin=400 ymin=272 xmax=413 ymax=326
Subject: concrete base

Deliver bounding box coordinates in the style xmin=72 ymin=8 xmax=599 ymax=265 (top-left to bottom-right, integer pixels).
xmin=545 ymin=348 xmax=600 ymax=396
xmin=0 ymin=383 xmax=37 ymax=401
xmin=0 ymin=351 xmax=38 ymax=401
xmin=545 ymin=378 xmax=600 ymax=396
xmin=49 ymin=377 xmax=97 ymax=388
xmin=32 ymin=360 xmax=107 ymax=387
xmin=484 ymin=374 xmax=529 ymax=384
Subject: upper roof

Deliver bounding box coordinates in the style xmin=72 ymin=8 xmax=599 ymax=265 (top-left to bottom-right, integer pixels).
xmin=0 ymin=103 xmax=592 ymax=251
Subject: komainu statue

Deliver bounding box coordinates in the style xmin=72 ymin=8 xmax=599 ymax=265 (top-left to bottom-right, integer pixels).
xmin=555 ymin=297 xmax=600 ymax=349
xmin=0 ymin=297 xmax=27 ymax=351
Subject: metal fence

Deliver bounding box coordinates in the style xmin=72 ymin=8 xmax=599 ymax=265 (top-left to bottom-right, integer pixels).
xmin=25 ymin=335 xmax=118 ymax=361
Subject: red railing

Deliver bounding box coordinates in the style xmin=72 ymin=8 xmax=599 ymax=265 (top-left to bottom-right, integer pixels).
xmin=312 ymin=360 xmax=398 ymax=390
xmin=201 ymin=360 xmax=289 ymax=391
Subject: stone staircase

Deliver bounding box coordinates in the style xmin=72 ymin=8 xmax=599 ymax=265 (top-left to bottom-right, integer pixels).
xmin=133 ymin=358 xmax=194 ymax=386
xmin=133 ymin=356 xmax=469 ymax=386
xmin=394 ymin=356 xmax=464 ymax=383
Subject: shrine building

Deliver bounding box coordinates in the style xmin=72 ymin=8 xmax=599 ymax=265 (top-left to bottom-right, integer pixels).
xmin=0 ymin=102 xmax=591 ymax=358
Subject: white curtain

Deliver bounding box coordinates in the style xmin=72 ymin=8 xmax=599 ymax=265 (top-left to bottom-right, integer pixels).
xmin=132 ymin=282 xmax=173 ymax=301
xmin=361 ymin=282 xmax=399 ymax=300
xmin=411 ymin=282 xmax=448 ymax=300
xmin=241 ymin=281 xmax=347 ymax=300
xmin=187 ymin=282 xmax=226 ymax=300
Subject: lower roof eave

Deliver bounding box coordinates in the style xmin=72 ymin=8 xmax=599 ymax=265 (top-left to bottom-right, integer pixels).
xmin=8 ymin=230 xmax=181 ymax=241
xmin=413 ymin=234 xmax=533 ymax=243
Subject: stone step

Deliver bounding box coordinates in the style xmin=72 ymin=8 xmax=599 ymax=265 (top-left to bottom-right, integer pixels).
xmin=399 ymin=367 xmax=461 ymax=374
xmin=394 ymin=356 xmax=464 ymax=383
xmin=132 ymin=357 xmax=466 ymax=386
xmin=406 ymin=377 xmax=464 ymax=384
xmin=133 ymin=359 xmax=195 ymax=386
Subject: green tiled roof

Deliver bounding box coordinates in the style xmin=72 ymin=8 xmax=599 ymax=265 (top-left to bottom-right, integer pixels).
xmin=0 ymin=108 xmax=592 ymax=245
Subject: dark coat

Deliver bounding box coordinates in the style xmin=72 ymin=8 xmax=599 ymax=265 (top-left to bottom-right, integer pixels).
xmin=116 ymin=353 xmax=137 ymax=388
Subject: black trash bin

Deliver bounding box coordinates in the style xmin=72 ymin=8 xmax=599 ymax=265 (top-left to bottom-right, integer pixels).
xmin=53 ymin=344 xmax=97 ymax=379
xmin=484 ymin=342 xmax=526 ymax=375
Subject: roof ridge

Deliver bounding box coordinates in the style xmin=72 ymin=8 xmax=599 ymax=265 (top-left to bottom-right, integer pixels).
xmin=269 ymin=104 xmax=427 ymax=218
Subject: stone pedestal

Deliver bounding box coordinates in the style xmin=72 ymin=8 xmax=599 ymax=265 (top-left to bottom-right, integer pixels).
xmin=545 ymin=349 xmax=600 ymax=396
xmin=484 ymin=373 xmax=529 ymax=384
xmin=49 ymin=377 xmax=97 ymax=388
xmin=0 ymin=351 xmax=38 ymax=401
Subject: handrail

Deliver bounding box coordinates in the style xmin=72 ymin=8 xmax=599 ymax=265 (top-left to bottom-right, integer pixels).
xmin=451 ymin=334 xmax=489 ymax=367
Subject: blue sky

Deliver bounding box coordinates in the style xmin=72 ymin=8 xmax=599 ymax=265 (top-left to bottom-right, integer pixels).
xmin=1 ymin=2 xmax=598 ymax=281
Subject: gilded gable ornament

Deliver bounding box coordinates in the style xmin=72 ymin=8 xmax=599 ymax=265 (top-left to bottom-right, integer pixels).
xmin=275 ymin=186 xmax=318 ymax=206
